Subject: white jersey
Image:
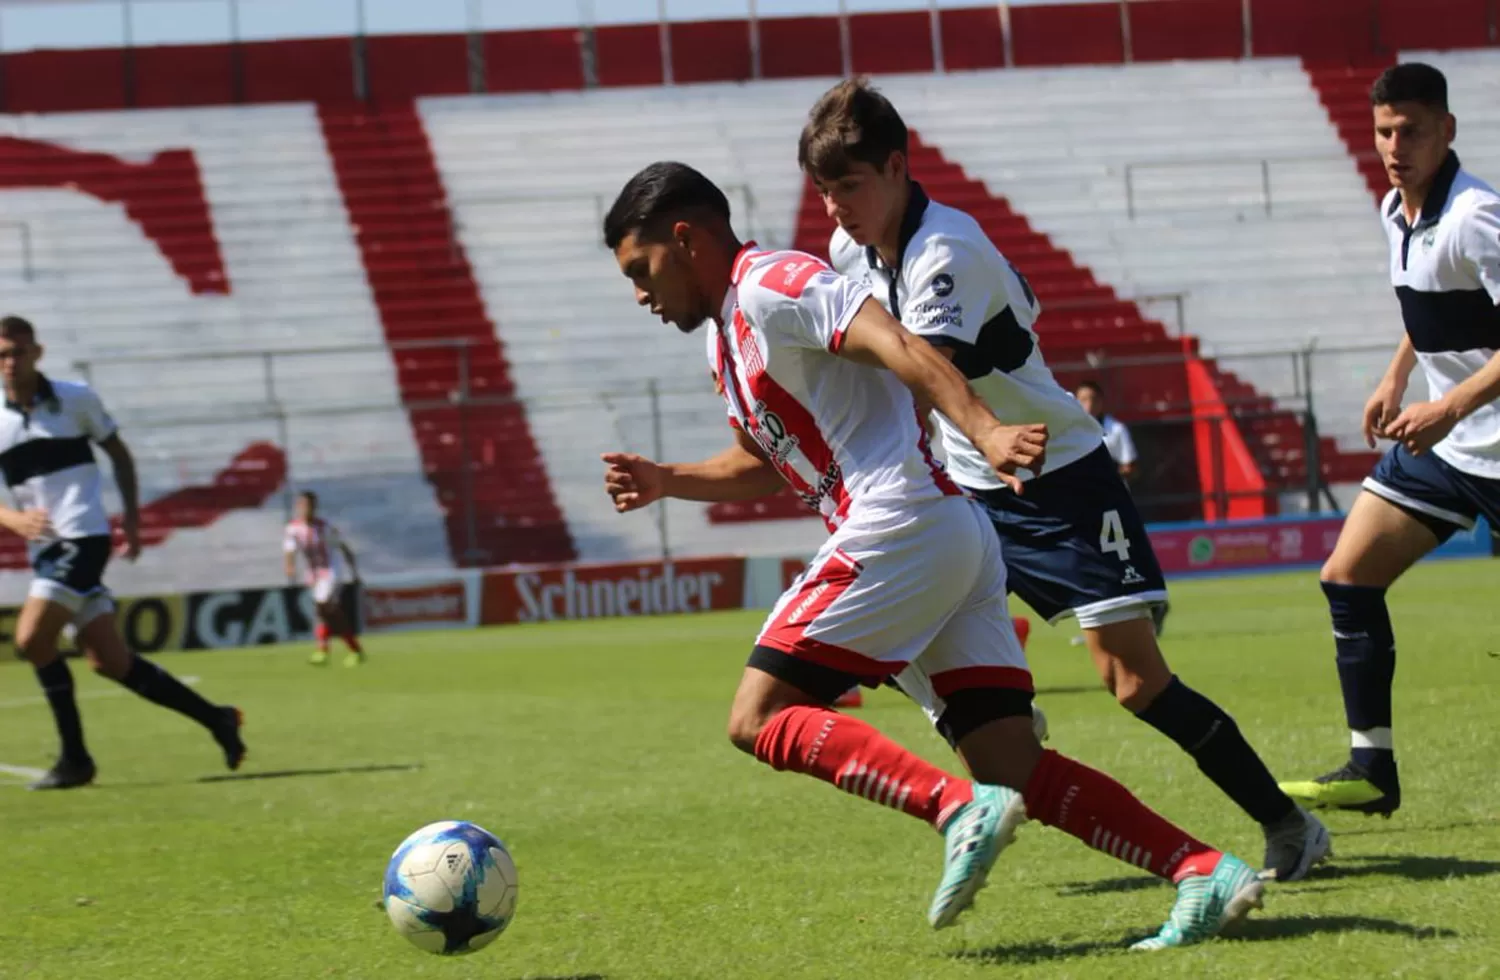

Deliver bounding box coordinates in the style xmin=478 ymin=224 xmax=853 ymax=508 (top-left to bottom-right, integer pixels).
xmin=1383 ymin=153 xmax=1500 ymax=478
xmin=0 ymin=375 xmax=116 ymax=551
xmin=283 ymin=517 xmax=347 ymax=580
xmin=710 ymin=244 xmax=962 ymax=531
xmin=830 ymin=184 xmax=1103 ymax=490
xmin=1099 ymin=414 xmax=1138 ymax=466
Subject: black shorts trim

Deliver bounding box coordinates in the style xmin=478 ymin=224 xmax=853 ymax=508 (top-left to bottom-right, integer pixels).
xmin=934 ymin=688 xmax=1036 ymax=749
xmin=747 ymin=645 xmax=869 ymax=707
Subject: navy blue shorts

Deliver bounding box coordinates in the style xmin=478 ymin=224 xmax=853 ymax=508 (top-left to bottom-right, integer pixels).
xmin=968 ymin=445 xmax=1168 ymax=626
xmin=1362 ymin=444 xmax=1500 ymax=542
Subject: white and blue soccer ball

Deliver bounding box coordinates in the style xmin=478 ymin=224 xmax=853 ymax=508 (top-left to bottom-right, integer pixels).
xmin=383 ymin=820 xmax=517 ymax=955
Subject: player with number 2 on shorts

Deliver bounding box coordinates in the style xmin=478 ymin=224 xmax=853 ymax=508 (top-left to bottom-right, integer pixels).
xmin=800 ymin=78 xmax=1329 ymax=881
xmin=0 ymin=314 xmax=245 ymax=790
xmin=599 ymin=160 xmax=1262 ymax=948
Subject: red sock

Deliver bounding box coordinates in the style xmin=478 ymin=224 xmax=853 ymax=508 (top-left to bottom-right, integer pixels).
xmin=342 ymin=633 xmax=362 ymax=654
xmin=314 ymin=624 xmax=330 ymax=652
xmin=1022 ymin=749 xmax=1219 ymax=881
xmin=753 ymin=706 xmax=972 ymax=830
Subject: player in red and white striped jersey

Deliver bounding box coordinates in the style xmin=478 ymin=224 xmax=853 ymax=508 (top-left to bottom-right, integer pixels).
xmin=283 ymin=491 xmax=363 ymax=666
xmin=598 ymin=162 xmax=1261 ymax=947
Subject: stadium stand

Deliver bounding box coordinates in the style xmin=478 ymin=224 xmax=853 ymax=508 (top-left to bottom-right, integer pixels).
xmin=0 ymin=0 xmax=1493 ymax=588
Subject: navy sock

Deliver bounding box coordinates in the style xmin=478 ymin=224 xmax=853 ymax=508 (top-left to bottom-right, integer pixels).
xmin=118 ymin=656 xmax=222 ymax=730
xmin=1320 ymin=581 xmax=1398 ymax=789
xmin=1137 ymin=675 xmax=1295 ymax=826
xmin=35 ymin=658 xmax=91 ymax=765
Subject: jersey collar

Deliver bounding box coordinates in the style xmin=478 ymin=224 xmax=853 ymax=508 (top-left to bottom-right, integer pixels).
xmin=863 ymin=180 xmax=930 ymax=277
xmin=3 ymin=372 xmax=55 ymax=414
xmin=864 ymin=181 xmax=930 ymax=312
xmin=722 ymin=240 xmax=760 ymax=324
xmin=1387 ymin=151 xmax=1461 ymax=234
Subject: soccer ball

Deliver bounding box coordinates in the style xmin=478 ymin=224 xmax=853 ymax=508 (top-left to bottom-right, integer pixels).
xmin=383 ymin=820 xmax=517 ymax=955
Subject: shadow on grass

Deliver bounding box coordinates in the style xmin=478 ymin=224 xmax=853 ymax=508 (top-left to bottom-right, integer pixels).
xmin=197 ymin=762 xmax=422 ymax=784
xmin=950 ymin=935 xmax=1133 ymax=966
xmin=1336 ymin=818 xmax=1497 ymax=839
xmin=952 ymin=915 xmax=1455 ymax=964
xmin=1226 ymin=915 xmax=1457 ymax=942
xmin=1059 ymin=852 xmax=1500 ymax=899
xmin=1306 ymin=853 xmax=1500 ymax=883
xmin=1056 ymin=874 xmax=1163 ymax=897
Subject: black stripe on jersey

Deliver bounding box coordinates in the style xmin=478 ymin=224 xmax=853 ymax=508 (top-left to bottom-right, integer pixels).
xmin=928 ymin=306 xmax=1036 ymax=379
xmin=1397 ymin=286 xmax=1500 ymax=354
xmin=0 ymin=435 xmax=95 ymax=488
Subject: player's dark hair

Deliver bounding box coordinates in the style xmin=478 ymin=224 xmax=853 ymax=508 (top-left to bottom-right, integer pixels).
xmin=602 ymin=162 xmax=732 ymax=250
xmin=799 ymin=77 xmax=909 ymax=181
xmin=299 ymin=490 xmax=318 ymax=506
xmin=0 ymin=315 xmax=36 ymax=344
xmin=1371 ymin=63 xmax=1448 ymax=112
xmin=1076 ymin=379 xmax=1104 ymax=396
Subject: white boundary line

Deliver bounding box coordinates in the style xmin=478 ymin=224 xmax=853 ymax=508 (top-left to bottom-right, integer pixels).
xmin=0 ymin=675 xmax=202 ymax=784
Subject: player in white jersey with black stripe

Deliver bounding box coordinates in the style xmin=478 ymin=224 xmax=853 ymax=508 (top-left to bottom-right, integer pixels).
xmin=597 ymin=161 xmax=1262 ymax=948
xmin=799 ymin=78 xmax=1328 ymax=881
xmin=0 ymin=316 xmax=245 ymax=789
xmin=1280 ymin=64 xmax=1500 ymax=817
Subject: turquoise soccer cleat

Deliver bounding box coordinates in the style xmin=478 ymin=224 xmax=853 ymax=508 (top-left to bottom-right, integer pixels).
xmin=927 ymin=783 xmax=1027 ymax=929
xmin=1132 ymin=852 xmax=1264 ymax=950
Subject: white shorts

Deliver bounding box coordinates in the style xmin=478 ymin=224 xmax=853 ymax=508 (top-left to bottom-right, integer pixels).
xmin=309 ymin=572 xmax=344 ymax=605
xmin=757 ymin=496 xmax=1032 ymax=717
xmin=28 ymin=579 xmax=115 ymax=629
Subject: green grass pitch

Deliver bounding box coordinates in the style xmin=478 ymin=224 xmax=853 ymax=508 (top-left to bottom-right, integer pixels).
xmin=1 ymin=559 xmax=1497 ymax=979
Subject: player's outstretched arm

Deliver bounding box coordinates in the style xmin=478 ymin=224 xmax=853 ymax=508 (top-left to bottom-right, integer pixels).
xmin=98 ymin=434 xmax=141 ymax=560
xmin=838 ymin=297 xmax=1047 ymax=492
xmin=602 ymin=430 xmax=783 ymax=512
xmin=340 ymin=542 xmax=360 ymax=581
xmin=1362 ymin=334 xmax=1417 ymax=447
xmin=1385 ymin=346 xmax=1500 ymax=454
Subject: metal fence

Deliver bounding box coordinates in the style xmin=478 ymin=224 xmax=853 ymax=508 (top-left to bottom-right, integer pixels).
xmin=72 ymin=336 xmax=1405 ymax=559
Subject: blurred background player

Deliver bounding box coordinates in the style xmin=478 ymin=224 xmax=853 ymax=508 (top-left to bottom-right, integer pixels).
xmin=801 ymin=79 xmax=1328 ymax=881
xmin=1280 ymin=64 xmax=1500 ymax=817
xmin=284 ymin=490 xmax=363 ymax=666
xmin=1075 ymin=379 xmax=1170 ymax=637
xmin=1075 ymin=380 xmax=1138 ymax=480
xmin=0 ymin=315 xmax=245 ymax=790
xmin=600 ymin=161 xmax=1264 ymax=948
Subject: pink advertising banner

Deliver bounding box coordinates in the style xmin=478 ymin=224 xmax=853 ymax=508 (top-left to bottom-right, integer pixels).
xmin=1150 ymin=517 xmax=1347 ymax=575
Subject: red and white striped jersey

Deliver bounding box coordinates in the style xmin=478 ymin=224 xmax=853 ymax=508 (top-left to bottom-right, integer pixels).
xmin=709 ymin=244 xmax=961 ymax=531
xmin=283 ymin=517 xmax=346 ymax=578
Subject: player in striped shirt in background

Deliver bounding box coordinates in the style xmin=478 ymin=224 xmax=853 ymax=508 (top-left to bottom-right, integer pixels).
xmin=284 ymin=490 xmax=364 ymax=666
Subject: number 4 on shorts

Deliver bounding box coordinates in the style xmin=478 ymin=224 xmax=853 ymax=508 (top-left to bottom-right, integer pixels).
xmin=1099 ymin=509 xmax=1131 ymax=561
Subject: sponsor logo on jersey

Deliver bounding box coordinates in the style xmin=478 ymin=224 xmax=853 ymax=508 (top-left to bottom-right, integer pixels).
xmin=913 ymin=302 xmax=962 ymax=329
xmin=931 ymin=272 xmax=955 ymax=297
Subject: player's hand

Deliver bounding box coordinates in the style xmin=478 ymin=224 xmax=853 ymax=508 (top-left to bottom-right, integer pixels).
xmin=1383 ymin=399 xmax=1460 ymax=455
xmin=976 ymin=423 xmax=1048 ymax=493
xmin=8 ymin=508 xmax=51 ymax=541
xmin=601 ymin=452 xmax=666 ymax=513
xmin=117 ymin=513 xmax=141 ymax=561
xmin=1362 ymin=380 xmax=1406 ymax=447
